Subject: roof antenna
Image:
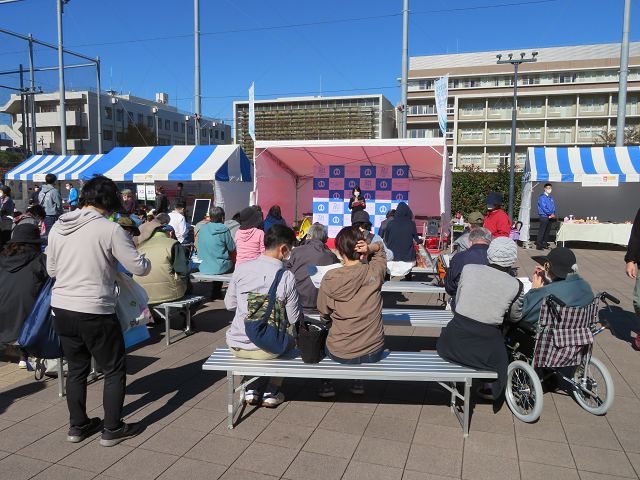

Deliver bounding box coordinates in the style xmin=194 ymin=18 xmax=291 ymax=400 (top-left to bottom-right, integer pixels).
xmin=319 ymin=75 xmax=322 ymax=96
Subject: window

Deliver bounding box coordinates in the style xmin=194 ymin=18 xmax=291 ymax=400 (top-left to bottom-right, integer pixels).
xmin=516 ymin=152 xmax=526 ymax=165
xmin=116 ymin=109 xmax=124 ymax=122
xmin=549 ymin=99 xmax=574 ymax=115
xmin=548 ymin=126 xmax=572 ymax=142
xmin=116 ymin=131 xmax=124 ymax=143
xmin=519 ymin=75 xmax=540 ymax=85
xmin=137 ymin=113 xmax=143 ymax=125
xmin=580 ymin=98 xmax=605 ymax=113
xmin=202 ymin=129 xmax=206 ymax=137
xmin=519 ymin=100 xmax=543 ymax=115
xmin=105 ymin=107 xmax=112 ymax=119
xmin=173 ymin=121 xmax=179 ymax=132
xmin=459 ymin=153 xmax=482 ymax=165
xmin=448 ymin=78 xmax=459 ymax=89
xmin=461 ymin=103 xmax=483 ymax=116
xmin=41 ymin=105 xmax=56 ymax=113
xmin=462 ymin=78 xmax=482 ymax=88
xmin=158 ymin=118 xmax=162 ymax=129
xmin=174 ymin=140 xmax=185 ymax=145
xmin=127 ymin=111 xmax=134 ymax=124
xmin=488 ymin=127 xmax=511 ymax=143
xmin=575 ymin=70 xmax=618 ymax=83
xmin=165 ymin=120 xmax=170 ymax=130
xmin=578 ymin=125 xmax=604 ymax=138
xmin=612 ymin=97 xmax=638 ymax=115
xmin=103 ymin=129 xmax=113 ymax=141
xmin=221 ymin=131 xmax=224 ymax=140
xmin=181 ymin=123 xmax=186 ymax=133
xmin=409 ymin=104 xmax=436 ymax=115
xmin=408 ymin=128 xmax=442 ymax=139
xmin=496 ymin=76 xmax=514 ymax=87
xmin=148 ymin=115 xmax=154 ymax=127
xmin=408 ymin=80 xmax=433 ymax=91
xmin=215 ymin=130 xmax=219 ymax=139
xmin=489 ymin=101 xmax=512 ymax=119
xmin=553 ymin=73 xmax=573 ymax=84
xmin=518 ymin=127 xmax=542 ymax=139
xmin=188 ymin=125 xmax=194 ymax=135
xmin=487 ymin=153 xmax=510 ymax=165
xmin=460 ymin=128 xmax=483 ymax=141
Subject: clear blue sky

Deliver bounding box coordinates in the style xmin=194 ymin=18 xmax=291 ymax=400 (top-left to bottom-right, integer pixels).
xmin=0 ymin=0 xmax=637 ymax=136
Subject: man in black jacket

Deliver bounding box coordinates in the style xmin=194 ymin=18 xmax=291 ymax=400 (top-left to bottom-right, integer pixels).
xmin=154 ymin=185 xmax=169 ymax=214
xmin=444 ymin=227 xmax=492 ymax=309
xmin=625 ymin=207 xmax=640 ymax=349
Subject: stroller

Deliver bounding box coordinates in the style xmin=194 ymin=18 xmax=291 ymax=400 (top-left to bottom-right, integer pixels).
xmin=503 ymin=292 xmax=619 ymax=423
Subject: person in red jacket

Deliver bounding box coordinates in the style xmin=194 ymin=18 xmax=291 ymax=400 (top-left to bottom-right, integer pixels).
xmin=482 ymin=192 xmax=511 ymax=238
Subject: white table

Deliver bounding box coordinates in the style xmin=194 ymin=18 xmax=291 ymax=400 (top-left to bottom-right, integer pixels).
xmin=555 ymin=223 xmax=633 ymax=247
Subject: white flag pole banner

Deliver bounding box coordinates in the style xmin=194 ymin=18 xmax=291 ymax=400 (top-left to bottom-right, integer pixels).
xmin=434 ymin=74 xmax=449 ymax=136
xmin=249 ymin=82 xmax=256 ymax=142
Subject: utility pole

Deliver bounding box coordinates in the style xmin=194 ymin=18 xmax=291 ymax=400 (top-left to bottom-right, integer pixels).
xmin=497 ymin=51 xmax=538 ymax=220
xmin=617 ymin=0 xmax=632 ymax=147
xmin=194 ymin=0 xmax=201 ymax=146
xmin=57 ymin=0 xmax=68 ymax=155
xmin=19 ymin=64 xmax=26 ymax=153
xmin=28 ymin=34 xmax=36 ymax=154
xmin=96 ymin=56 xmax=103 ymax=154
xmin=400 ymin=0 xmax=409 ymax=138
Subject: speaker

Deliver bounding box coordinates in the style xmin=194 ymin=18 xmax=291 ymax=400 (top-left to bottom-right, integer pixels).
xmin=426 ymin=220 xmax=439 ymax=237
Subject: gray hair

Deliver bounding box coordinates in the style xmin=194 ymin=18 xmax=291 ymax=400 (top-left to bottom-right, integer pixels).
xmin=306 ymin=223 xmax=328 ymax=243
xmin=155 ymin=213 xmax=171 ymax=225
xmin=469 ymin=227 xmax=492 ymax=245
xmin=209 ymin=206 xmax=225 ymax=223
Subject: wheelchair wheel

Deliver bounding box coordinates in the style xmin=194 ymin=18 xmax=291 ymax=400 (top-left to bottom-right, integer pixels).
xmin=505 ymin=360 xmax=543 ymax=423
xmin=571 ymin=357 xmax=614 ymax=415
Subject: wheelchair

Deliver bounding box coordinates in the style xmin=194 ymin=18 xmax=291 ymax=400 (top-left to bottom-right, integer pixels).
xmin=503 ymin=292 xmax=619 ymax=423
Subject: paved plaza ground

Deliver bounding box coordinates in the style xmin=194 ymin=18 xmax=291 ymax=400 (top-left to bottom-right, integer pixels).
xmin=0 ymin=245 xmax=638 ymax=480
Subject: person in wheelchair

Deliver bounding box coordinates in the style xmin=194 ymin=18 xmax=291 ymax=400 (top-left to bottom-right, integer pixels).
xmin=520 ymin=247 xmax=594 ymax=329
xmin=437 ymin=237 xmax=524 ymax=402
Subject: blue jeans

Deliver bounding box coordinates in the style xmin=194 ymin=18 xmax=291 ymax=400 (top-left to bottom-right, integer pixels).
xmin=43 ymin=215 xmax=59 ymax=236
xmin=325 ymin=346 xmax=385 ymax=364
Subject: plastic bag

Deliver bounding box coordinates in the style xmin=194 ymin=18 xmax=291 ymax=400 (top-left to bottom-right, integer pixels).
xmin=18 ymin=278 xmax=64 ymax=359
xmin=115 ymin=273 xmax=153 ymax=334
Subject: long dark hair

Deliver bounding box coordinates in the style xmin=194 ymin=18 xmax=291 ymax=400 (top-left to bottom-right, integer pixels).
xmin=0 ymin=242 xmax=41 ymax=257
xmin=268 ymin=205 xmax=282 ymax=221
xmin=351 ymin=186 xmax=362 ymax=198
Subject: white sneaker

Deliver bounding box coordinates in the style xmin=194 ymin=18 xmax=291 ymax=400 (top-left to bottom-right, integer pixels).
xmin=244 ymin=390 xmax=259 ymax=405
xmin=262 ymin=391 xmax=285 ymax=408
xmin=18 ymin=361 xmax=27 ymax=369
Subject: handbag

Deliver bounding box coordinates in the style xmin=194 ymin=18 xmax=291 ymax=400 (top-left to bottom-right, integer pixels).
xmin=299 ymin=317 xmax=330 ymax=363
xmin=115 ymin=272 xmax=153 ymax=334
xmin=243 ymin=268 xmax=290 ymax=354
xmin=18 ymin=278 xmax=64 ymax=359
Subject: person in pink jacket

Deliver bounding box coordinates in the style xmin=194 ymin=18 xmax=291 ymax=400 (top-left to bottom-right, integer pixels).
xmin=234 ymin=207 xmax=265 ymax=265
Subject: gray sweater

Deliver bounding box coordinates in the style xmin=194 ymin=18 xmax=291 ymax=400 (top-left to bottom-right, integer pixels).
xmin=454 ymin=264 xmax=523 ymax=325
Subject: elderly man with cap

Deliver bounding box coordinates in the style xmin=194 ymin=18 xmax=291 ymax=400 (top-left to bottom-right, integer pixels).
xmin=437 ymin=237 xmax=524 ymax=401
xmin=520 ymin=247 xmax=593 ymax=328
xmin=453 ymin=211 xmax=485 ymax=253
xmin=482 ymin=191 xmax=511 ymax=239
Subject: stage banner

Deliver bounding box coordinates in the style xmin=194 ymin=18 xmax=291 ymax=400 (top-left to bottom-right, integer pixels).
xmin=434 ymin=74 xmax=449 ymax=136
xmin=312 ymin=165 xmax=409 ymax=238
xmin=249 ymin=82 xmax=256 ymax=142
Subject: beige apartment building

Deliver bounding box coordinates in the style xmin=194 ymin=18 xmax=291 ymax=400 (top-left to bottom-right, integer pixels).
xmin=407 ymin=42 xmax=640 ymax=170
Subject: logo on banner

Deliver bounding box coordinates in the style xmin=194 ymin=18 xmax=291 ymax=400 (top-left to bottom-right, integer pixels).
xmin=380 ymin=166 xmax=389 ymax=176
xmin=434 ymin=74 xmax=449 ymax=135
xmin=332 ymin=216 xmax=340 ymax=224
xmin=317 ymin=204 xmax=325 ymax=212
xmin=348 ymin=180 xmax=356 ymax=188
xmin=396 ymin=193 xmax=404 ymax=200
xmin=333 ymin=168 xmax=341 ymax=176
xmin=364 ymin=168 xmax=373 ymax=177
xmin=396 ymin=168 xmax=405 ymax=177
xmin=379 ymin=205 xmax=387 ymax=214
xmin=333 ymin=192 xmax=341 ymax=199
xmin=318 ymin=167 xmax=326 ymax=175
xmin=364 ymin=193 xmax=372 ymax=200
xmin=379 ymin=181 xmax=388 ymax=189
xmin=317 ymin=180 xmax=326 ymax=188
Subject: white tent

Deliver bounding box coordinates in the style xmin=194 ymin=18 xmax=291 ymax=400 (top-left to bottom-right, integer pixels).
xmin=254 ymin=138 xmax=451 ymax=231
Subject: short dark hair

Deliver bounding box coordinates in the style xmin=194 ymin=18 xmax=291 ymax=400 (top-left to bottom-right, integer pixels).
xmin=177 ymin=182 xmax=184 ymax=187
xmin=267 ymin=205 xmax=282 ymax=221
xmin=251 ymin=205 xmax=262 ymax=212
xmin=264 ymin=224 xmax=296 ymax=251
xmin=232 ymin=212 xmax=241 ymax=222
xmin=78 ymin=175 xmax=121 ymax=213
xmin=335 ymin=226 xmax=364 ymax=262
xmin=65 ymin=182 xmax=73 ymax=187
xmin=544 ymin=183 xmax=552 ymax=188
xmin=175 ymin=202 xmax=186 ymax=210
xmin=27 ymin=205 xmax=46 ymax=219
xmin=1 ymin=186 xmax=10 ymax=195
xmin=209 ymin=206 xmax=225 ymax=223
xmin=352 ymin=221 xmax=372 ymax=231
xmin=386 ymin=209 xmax=396 ymax=219
xmin=45 ymin=173 xmax=56 ymax=185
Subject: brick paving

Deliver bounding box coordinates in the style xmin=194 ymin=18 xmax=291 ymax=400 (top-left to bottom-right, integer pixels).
xmin=0 ymin=245 xmax=638 ymax=479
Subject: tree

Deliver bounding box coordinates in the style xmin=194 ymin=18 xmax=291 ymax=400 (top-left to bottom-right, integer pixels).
xmin=118 ymin=124 xmax=157 ymax=147
xmin=593 ymin=126 xmax=640 ymax=146
xmin=0 ymin=151 xmax=23 ymax=184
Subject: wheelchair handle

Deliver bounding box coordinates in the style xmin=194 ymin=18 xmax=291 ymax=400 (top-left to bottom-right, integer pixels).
xmin=599 ymin=292 xmax=620 ymax=305
xmin=547 ymin=294 xmax=566 ymax=307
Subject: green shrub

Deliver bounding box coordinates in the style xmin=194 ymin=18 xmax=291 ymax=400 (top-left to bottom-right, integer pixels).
xmin=451 ymin=164 xmax=523 ymax=220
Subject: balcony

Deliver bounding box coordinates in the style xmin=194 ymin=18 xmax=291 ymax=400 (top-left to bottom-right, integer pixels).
xmin=36 ymin=111 xmax=86 ymax=127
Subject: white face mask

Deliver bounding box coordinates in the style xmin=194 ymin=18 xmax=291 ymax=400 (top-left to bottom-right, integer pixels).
xmin=282 ymin=247 xmax=291 ymax=261
xmin=354 ymin=191 xmax=360 ymax=198
xmin=486 ymin=203 xmax=495 ymax=210
xmin=66 ymin=186 xmax=71 ymax=190
xmin=545 ymin=189 xmax=552 ymax=195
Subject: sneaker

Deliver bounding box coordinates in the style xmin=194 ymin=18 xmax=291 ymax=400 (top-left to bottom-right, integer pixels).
xmin=245 ymin=389 xmax=260 ymax=405
xmin=262 ymin=390 xmax=285 ymax=408
xmin=18 ymin=360 xmax=27 ymax=369
xmin=635 ymin=332 xmax=640 ymax=350
xmin=350 ymin=380 xmax=364 ymax=395
xmin=318 ymin=382 xmax=335 ymax=398
xmin=476 ymin=386 xmax=494 ymax=401
xmin=67 ymin=417 xmax=103 ymax=443
xmin=100 ymin=422 xmax=144 ymax=447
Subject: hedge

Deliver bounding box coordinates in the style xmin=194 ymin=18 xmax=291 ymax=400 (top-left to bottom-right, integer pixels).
xmin=451 ymin=164 xmax=523 ymax=221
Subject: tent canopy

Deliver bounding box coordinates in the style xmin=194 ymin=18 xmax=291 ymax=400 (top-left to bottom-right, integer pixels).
xmin=6 ymin=145 xmax=252 ymax=182
xmin=254 ymin=138 xmax=450 ymax=228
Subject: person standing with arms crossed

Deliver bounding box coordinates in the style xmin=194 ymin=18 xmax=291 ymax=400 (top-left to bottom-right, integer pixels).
xmin=536 ymin=183 xmax=556 ymax=250
xmin=625 ymin=206 xmax=640 ymax=349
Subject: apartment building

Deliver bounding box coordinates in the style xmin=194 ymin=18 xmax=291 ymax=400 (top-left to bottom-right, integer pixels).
xmin=234 ymin=94 xmax=396 ymax=162
xmin=0 ymin=89 xmax=231 ymax=155
xmin=407 ymin=42 xmax=640 ymax=170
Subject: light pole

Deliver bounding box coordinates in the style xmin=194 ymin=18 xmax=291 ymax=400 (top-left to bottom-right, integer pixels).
xmin=185 ymin=115 xmax=190 ymax=145
xmin=616 ymin=0 xmax=632 ymax=146
xmin=57 ymin=0 xmax=70 ymax=155
xmin=152 ymin=107 xmax=158 ymax=145
xmin=194 ymin=0 xmax=201 ymax=146
xmin=496 ymin=51 xmax=538 ymax=220
xmin=400 ymin=0 xmax=409 ymax=138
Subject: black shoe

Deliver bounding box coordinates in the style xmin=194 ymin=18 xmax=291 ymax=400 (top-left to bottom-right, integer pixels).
xmin=100 ymin=422 xmax=144 ymax=447
xmin=536 ymin=246 xmax=544 ymax=251
xmin=476 ymin=387 xmax=494 ymax=401
xmin=67 ymin=417 xmax=103 ymax=443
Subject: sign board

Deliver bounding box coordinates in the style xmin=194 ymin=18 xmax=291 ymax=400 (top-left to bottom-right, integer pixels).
xmin=145 ymin=185 xmax=156 ymax=201
xmin=136 ymin=184 xmax=146 ymax=201
xmin=33 ymin=174 xmax=46 ymax=183
xmin=191 ymin=198 xmax=211 ymax=226
xmin=133 ymin=174 xmax=154 ymax=183
xmin=581 ymin=174 xmax=619 ymax=187
xmin=434 ymin=74 xmax=449 ymax=136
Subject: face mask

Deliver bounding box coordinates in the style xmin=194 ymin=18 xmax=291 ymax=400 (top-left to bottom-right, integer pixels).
xmin=66 ymin=186 xmax=70 ymax=190
xmin=354 ymin=192 xmax=359 ymax=198
xmin=486 ymin=204 xmax=495 ymax=210
xmin=545 ymin=189 xmax=552 ymax=195
xmin=282 ymin=247 xmax=291 ymax=261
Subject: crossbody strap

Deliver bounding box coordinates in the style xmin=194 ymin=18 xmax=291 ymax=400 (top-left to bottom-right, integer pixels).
xmin=506 ymin=278 xmax=524 ymax=320
xmin=263 ymin=268 xmax=286 ymax=323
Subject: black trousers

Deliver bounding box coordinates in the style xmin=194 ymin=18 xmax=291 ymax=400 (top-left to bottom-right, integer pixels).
xmin=537 ymin=216 xmax=552 ymax=247
xmin=52 ymin=307 xmax=126 ymax=431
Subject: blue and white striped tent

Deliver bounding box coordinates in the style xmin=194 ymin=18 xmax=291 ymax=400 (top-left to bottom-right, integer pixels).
xmin=519 ymin=146 xmax=640 ymax=241
xmin=6 ymin=145 xmax=252 ymax=182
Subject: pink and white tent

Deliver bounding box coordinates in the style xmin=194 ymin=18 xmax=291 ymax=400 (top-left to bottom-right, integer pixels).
xmin=254 ymin=138 xmax=451 ymax=231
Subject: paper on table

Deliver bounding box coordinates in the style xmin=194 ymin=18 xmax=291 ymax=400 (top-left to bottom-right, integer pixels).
xmin=518 ymin=277 xmax=532 ymax=294
xmin=307 ymin=264 xmax=343 ymax=289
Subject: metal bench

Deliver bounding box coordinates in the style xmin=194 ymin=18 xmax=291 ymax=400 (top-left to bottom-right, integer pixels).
xmin=151 ymin=295 xmax=204 ymax=345
xmin=202 ymin=347 xmax=497 ymax=437
xmin=307 ymin=308 xmax=453 ymax=328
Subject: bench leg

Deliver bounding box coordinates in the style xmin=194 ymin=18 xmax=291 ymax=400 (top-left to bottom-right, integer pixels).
xmin=185 ymin=305 xmax=192 ymax=334
xmin=227 ymin=371 xmax=234 ymax=429
xmin=165 ymin=305 xmax=171 ymax=346
xmin=463 ymin=379 xmax=471 ymax=438
xmin=450 ymin=382 xmax=456 ymax=412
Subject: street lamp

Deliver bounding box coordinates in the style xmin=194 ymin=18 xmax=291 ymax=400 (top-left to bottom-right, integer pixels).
xmin=185 ymin=115 xmax=190 ymax=145
xmin=496 ymin=51 xmax=538 ymax=220
xmin=152 ymin=107 xmax=158 ymax=145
